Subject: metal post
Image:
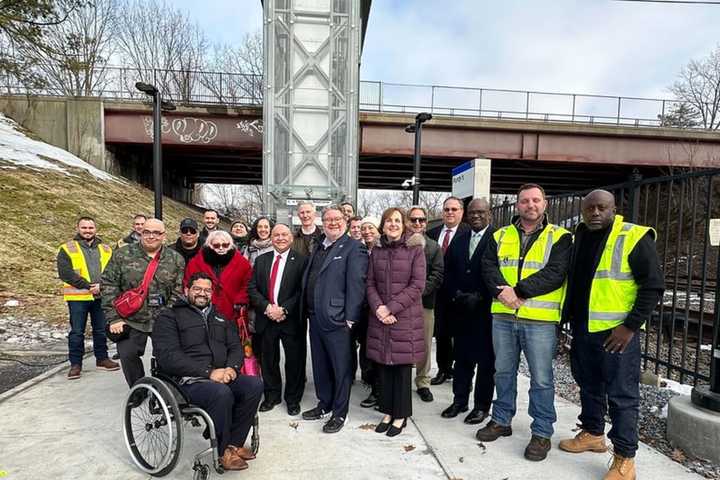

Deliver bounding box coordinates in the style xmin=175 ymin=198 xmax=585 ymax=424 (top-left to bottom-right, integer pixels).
xmin=628 ymin=169 xmax=642 ymax=223
xmin=412 ymin=118 xmax=422 ymax=204
xmin=153 ymin=92 xmax=163 ymax=220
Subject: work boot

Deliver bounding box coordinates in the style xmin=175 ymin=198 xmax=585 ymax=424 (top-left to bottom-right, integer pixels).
xmin=475 ymin=420 xmax=512 ymax=442
xmin=67 ymin=364 xmax=81 ymax=380
xmin=604 ymin=453 xmax=636 ymax=480
xmin=524 ymin=434 xmax=551 ymax=461
xmin=220 ymin=449 xmax=248 ymax=471
xmin=96 ymin=358 xmax=120 ymax=371
xmin=559 ymin=430 xmax=608 ymax=453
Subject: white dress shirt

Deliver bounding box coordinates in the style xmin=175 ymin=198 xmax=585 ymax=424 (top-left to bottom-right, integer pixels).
xmin=270 ymin=248 xmax=290 ymax=304
xmin=438 ymin=224 xmax=460 ymax=248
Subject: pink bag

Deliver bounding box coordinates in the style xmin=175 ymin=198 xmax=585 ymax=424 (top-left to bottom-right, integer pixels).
xmin=236 ymin=306 xmax=261 ymax=377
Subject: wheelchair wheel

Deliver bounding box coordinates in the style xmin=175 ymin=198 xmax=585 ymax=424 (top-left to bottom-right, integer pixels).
xmin=123 ymin=377 xmax=183 ymax=477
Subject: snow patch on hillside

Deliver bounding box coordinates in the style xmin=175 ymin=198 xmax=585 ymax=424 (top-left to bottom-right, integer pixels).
xmin=0 ymin=113 xmax=119 ymax=181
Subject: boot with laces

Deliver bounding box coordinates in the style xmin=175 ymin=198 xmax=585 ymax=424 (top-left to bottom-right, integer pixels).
xmin=604 ymin=453 xmax=636 ymax=480
xmin=559 ymin=430 xmax=608 ymax=453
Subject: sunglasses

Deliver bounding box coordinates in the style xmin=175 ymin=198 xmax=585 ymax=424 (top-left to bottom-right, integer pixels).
xmin=211 ymin=242 xmax=231 ymax=249
xmin=443 ymin=207 xmax=461 ymax=213
xmin=409 ymin=218 xmax=427 ymax=223
xmin=181 ymin=227 xmax=197 ymax=234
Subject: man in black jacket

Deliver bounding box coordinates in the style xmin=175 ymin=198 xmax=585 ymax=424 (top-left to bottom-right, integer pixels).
xmin=169 ymin=218 xmax=201 ymax=267
xmin=558 ymin=190 xmax=663 ymax=480
xmin=440 ymin=198 xmax=495 ymax=424
xmin=427 ymin=196 xmax=471 ymax=385
xmin=408 ymin=206 xmax=444 ymax=403
xmin=248 ymin=224 xmax=308 ymax=416
xmin=153 ymin=272 xmax=263 ymax=472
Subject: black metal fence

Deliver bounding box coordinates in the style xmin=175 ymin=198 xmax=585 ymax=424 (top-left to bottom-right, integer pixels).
xmin=492 ymin=169 xmax=720 ymax=386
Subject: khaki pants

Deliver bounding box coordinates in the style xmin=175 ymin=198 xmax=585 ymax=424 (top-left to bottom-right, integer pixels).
xmin=414 ymin=308 xmax=435 ymax=389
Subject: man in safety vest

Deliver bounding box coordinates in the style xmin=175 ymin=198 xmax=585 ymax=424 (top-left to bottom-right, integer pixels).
xmin=558 ymin=190 xmax=663 ymax=480
xmin=56 ymin=216 xmax=119 ymax=380
xmin=477 ymin=183 xmax=572 ymax=462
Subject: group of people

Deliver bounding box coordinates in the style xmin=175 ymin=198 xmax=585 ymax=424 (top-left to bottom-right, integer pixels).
xmin=55 ymin=185 xmax=662 ymax=479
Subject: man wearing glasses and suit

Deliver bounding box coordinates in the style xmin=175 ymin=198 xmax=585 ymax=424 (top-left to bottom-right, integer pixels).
xmin=426 ymin=196 xmax=470 ymax=385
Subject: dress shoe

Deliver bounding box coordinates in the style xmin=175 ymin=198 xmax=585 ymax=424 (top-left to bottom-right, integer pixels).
xmin=524 ymin=434 xmax=551 ymax=461
xmin=96 ymin=358 xmax=120 ymax=371
xmin=220 ymin=449 xmax=248 ymax=471
xmin=227 ymin=445 xmax=256 ymax=461
xmin=441 ymin=403 xmax=468 ymax=418
xmin=67 ymin=364 xmax=81 ymax=380
xmin=559 ymin=430 xmax=608 ymax=453
xmin=463 ymin=408 xmax=489 ymax=425
xmin=375 ymin=418 xmax=392 ymax=433
xmin=127 ymin=389 xmax=149 ymax=409
xmin=430 ymin=372 xmax=452 ymax=385
xmin=386 ymin=418 xmax=407 ymax=437
xmin=360 ymin=393 xmax=378 ymax=408
xmin=302 ymin=406 xmax=329 ymax=421
xmin=322 ymin=416 xmax=347 ymax=433
xmin=475 ymin=420 xmax=512 ymax=442
xmin=416 ymin=387 xmax=434 ymax=402
xmin=259 ymin=399 xmax=280 ymax=412
xmin=287 ymin=403 xmax=301 ymax=416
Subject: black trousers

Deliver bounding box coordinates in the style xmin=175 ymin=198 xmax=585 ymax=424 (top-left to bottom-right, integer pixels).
xmin=570 ymin=329 xmax=641 ymax=458
xmin=309 ymin=321 xmax=352 ymax=418
xmin=452 ymin=323 xmax=495 ymax=411
xmin=351 ymin=321 xmax=377 ymax=389
xmin=434 ymin=305 xmax=454 ymax=375
xmin=116 ymin=327 xmax=150 ymax=387
xmin=377 ymin=364 xmax=412 ymax=418
xmin=258 ymin=325 xmax=306 ymax=405
xmin=180 ymin=375 xmax=263 ymax=455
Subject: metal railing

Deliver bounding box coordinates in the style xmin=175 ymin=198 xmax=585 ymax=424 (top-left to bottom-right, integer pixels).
xmin=492 ymin=169 xmax=720 ymax=386
xmin=0 ymin=66 xmax=704 ymax=128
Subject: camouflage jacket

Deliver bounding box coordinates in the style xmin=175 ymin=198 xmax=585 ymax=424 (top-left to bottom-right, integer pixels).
xmin=101 ymin=243 xmax=185 ymax=332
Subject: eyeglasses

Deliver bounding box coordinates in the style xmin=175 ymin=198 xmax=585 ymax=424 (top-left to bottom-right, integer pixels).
xmin=211 ymin=242 xmax=231 ymax=249
xmin=443 ymin=207 xmax=461 ymax=213
xmin=409 ymin=217 xmax=427 ymax=223
xmin=190 ymin=286 xmax=213 ymax=294
xmin=323 ymin=217 xmax=344 ymax=224
xmin=468 ymin=211 xmax=489 ymax=217
xmin=142 ymin=230 xmax=165 ymax=237
xmin=180 ymin=227 xmax=197 ymax=234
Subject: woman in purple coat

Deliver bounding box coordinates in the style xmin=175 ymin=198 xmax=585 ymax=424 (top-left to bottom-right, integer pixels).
xmin=366 ymin=207 xmax=427 ymax=436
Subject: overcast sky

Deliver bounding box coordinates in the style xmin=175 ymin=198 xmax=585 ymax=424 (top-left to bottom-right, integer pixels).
xmin=172 ymin=0 xmax=720 ymax=101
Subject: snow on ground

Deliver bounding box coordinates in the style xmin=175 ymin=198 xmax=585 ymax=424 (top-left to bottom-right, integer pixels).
xmin=0 ymin=113 xmax=119 ymax=182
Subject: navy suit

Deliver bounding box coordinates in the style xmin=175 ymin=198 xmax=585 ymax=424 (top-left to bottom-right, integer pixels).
xmin=427 ymin=222 xmax=471 ymax=375
xmin=441 ymin=225 xmax=495 ymax=410
xmin=302 ymin=234 xmax=368 ymax=418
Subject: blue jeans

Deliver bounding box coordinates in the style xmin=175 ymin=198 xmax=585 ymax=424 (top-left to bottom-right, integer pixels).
xmin=491 ymin=317 xmax=557 ymax=439
xmin=68 ymin=299 xmax=108 ymax=366
xmin=570 ymin=329 xmax=641 ymax=458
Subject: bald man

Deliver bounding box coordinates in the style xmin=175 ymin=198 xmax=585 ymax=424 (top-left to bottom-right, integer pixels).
xmin=102 ymin=218 xmax=186 ymax=390
xmin=558 ymin=190 xmax=663 ymax=480
xmin=248 ymin=224 xmax=309 ymax=416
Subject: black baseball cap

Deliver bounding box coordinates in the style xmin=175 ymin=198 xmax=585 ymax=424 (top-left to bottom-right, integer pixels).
xmin=179 ymin=218 xmax=198 ymax=231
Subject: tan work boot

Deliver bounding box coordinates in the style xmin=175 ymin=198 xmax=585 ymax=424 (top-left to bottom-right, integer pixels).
xmin=604 ymin=453 xmax=636 ymax=480
xmin=559 ymin=430 xmax=608 ymax=453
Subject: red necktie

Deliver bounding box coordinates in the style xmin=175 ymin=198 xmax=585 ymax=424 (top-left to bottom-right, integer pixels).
xmin=268 ymin=254 xmax=282 ymax=304
xmin=441 ymin=229 xmax=451 ymax=254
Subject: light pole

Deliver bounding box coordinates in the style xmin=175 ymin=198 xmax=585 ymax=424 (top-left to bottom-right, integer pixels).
xmin=135 ymin=82 xmax=175 ymax=220
xmin=404 ymin=112 xmax=432 ymax=204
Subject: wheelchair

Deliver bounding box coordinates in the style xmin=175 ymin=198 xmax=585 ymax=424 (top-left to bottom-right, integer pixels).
xmin=122 ymin=359 xmax=260 ymax=479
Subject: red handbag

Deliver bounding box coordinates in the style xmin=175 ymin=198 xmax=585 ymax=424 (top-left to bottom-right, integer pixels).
xmin=112 ymin=251 xmax=161 ymax=318
xmin=236 ymin=306 xmax=261 ymax=377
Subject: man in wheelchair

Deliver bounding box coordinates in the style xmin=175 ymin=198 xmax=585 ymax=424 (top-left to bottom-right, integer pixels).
xmin=153 ymin=271 xmax=263 ymax=471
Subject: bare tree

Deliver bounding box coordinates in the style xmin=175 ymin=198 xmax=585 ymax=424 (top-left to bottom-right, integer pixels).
xmin=670 ymin=45 xmax=720 ymax=130
xmin=114 ymin=0 xmax=208 ymax=103
xmin=201 ymin=184 xmax=265 ymax=221
xmin=203 ymin=31 xmax=263 ymax=104
xmin=13 ymin=0 xmax=118 ymax=96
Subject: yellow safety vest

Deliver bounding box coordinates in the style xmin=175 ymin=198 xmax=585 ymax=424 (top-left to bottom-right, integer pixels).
xmin=587 ymin=215 xmax=655 ymax=332
xmin=59 ymin=240 xmax=112 ymax=301
xmin=491 ymin=223 xmax=570 ymax=322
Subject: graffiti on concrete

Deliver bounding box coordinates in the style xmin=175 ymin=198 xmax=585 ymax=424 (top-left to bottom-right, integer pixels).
xmin=143 ymin=117 xmax=218 ymax=144
xmin=235 ymin=119 xmax=263 ymax=136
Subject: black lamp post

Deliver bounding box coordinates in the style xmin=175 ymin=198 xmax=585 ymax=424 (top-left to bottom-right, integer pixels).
xmin=404 ymin=112 xmax=432 ymax=204
xmin=135 ymin=82 xmax=175 ymax=220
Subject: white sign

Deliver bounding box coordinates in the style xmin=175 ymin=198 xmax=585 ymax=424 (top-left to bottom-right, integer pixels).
xmin=452 ymin=158 xmax=491 ymax=200
xmin=710 ymin=218 xmax=720 ymax=247
xmin=286 ymin=199 xmax=332 ymax=207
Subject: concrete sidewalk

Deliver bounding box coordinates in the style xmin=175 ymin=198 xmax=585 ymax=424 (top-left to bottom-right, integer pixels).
xmin=0 ymin=347 xmax=703 ymax=480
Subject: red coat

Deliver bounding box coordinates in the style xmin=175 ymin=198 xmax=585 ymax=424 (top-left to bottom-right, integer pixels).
xmin=184 ymin=249 xmax=253 ymax=321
